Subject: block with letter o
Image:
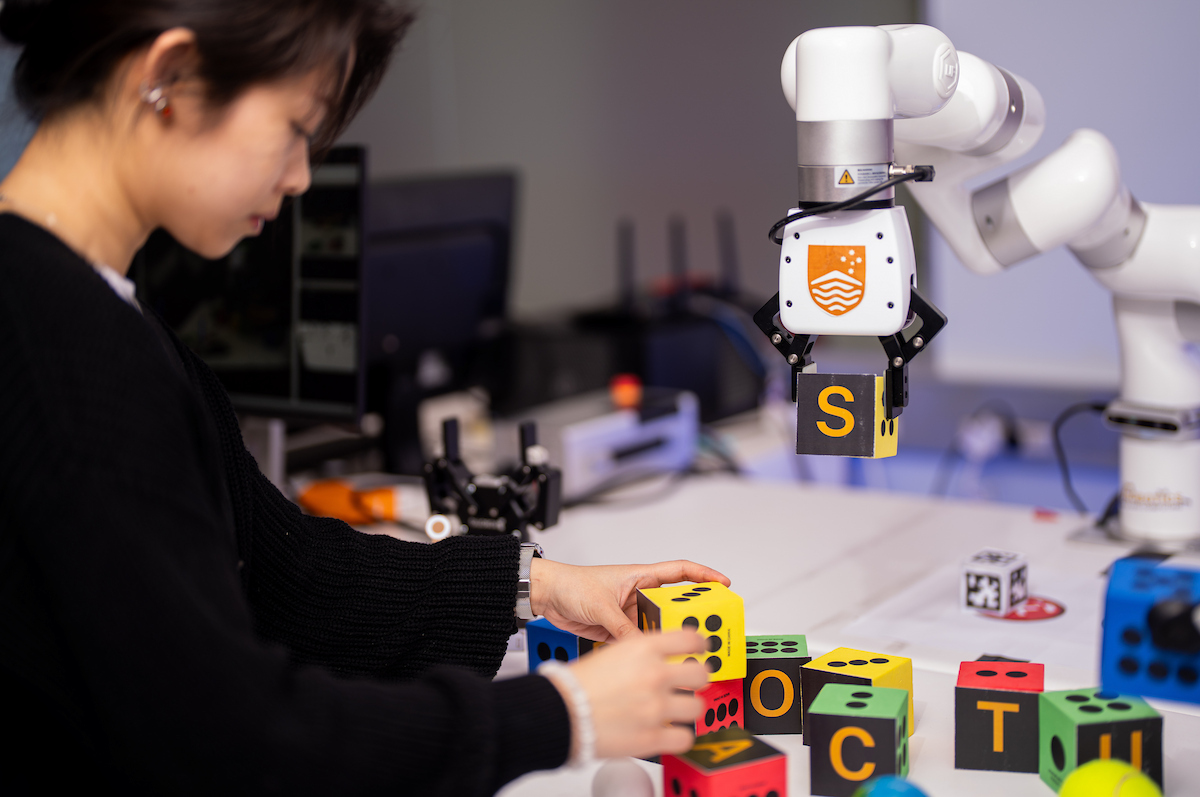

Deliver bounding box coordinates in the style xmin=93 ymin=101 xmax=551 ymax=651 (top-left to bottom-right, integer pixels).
xmin=794 ymin=372 xmax=898 ymax=458
xmin=744 ymin=635 xmax=810 ymax=735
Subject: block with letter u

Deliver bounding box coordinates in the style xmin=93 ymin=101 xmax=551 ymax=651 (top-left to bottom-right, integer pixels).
xmin=794 ymin=372 xmax=898 ymax=459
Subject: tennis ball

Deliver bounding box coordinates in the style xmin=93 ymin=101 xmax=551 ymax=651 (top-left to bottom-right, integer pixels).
xmin=1060 ymin=759 xmax=1162 ymax=797
xmin=852 ymin=775 xmax=929 ymax=797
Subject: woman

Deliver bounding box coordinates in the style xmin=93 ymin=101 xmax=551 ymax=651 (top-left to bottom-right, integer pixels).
xmin=0 ymin=1 xmax=725 ymax=793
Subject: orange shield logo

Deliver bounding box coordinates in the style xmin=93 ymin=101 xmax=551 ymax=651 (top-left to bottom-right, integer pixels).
xmin=808 ymin=245 xmax=865 ymax=316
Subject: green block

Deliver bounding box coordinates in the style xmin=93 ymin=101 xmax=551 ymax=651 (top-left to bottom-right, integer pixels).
xmin=746 ymin=635 xmax=808 ymax=659
xmin=1039 ymin=688 xmax=1163 ymax=793
xmin=810 ymin=683 xmax=909 ymax=725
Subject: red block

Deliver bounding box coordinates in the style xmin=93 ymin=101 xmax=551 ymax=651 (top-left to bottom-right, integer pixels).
xmin=955 ymin=661 xmax=1044 ymax=772
xmin=957 ymin=661 xmax=1044 ymax=693
xmin=696 ymin=678 xmax=744 ymax=735
xmin=663 ymin=727 xmax=786 ymax=797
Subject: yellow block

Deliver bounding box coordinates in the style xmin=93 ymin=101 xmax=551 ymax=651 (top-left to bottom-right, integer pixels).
xmin=806 ymin=647 xmax=913 ymax=736
xmin=637 ymin=582 xmax=746 ymax=681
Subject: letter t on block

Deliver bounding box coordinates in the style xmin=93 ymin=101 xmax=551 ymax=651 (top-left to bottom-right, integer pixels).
xmin=955 ymin=661 xmax=1043 ymax=773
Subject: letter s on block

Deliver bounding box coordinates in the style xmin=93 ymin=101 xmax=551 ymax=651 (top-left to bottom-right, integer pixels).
xmin=817 ymin=386 xmax=855 ymax=438
xmin=830 ymin=725 xmax=875 ymax=781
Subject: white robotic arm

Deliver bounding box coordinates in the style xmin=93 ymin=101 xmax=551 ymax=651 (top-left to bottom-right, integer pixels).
xmin=770 ymin=23 xmax=1200 ymax=547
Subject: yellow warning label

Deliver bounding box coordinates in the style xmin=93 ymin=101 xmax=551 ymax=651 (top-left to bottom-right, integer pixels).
xmin=838 ymin=170 xmax=855 ymax=185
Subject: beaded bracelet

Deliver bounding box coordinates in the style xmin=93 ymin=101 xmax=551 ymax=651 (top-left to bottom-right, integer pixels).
xmin=538 ymin=661 xmax=597 ymax=766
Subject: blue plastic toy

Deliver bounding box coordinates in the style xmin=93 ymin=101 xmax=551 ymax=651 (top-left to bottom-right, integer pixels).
xmin=1101 ymin=557 xmax=1200 ymax=704
xmin=851 ymin=775 xmax=929 ymax=797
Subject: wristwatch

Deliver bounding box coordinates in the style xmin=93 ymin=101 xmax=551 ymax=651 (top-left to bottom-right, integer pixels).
xmin=516 ymin=542 xmax=544 ymax=620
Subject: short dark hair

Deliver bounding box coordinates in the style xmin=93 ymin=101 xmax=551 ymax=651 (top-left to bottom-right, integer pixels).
xmin=0 ymin=0 xmax=414 ymax=152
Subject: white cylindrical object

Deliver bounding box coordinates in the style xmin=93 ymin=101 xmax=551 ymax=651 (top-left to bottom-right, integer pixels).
xmin=881 ymin=24 xmax=958 ymax=118
xmin=894 ymin=52 xmax=1007 ymax=149
xmin=1114 ymin=295 xmax=1200 ymax=408
xmin=790 ymin=26 xmax=892 ymax=121
xmin=1119 ymin=435 xmax=1200 ymax=545
xmin=1008 ymin=129 xmax=1122 ymax=252
xmin=1089 ymin=204 xmax=1200 ymax=303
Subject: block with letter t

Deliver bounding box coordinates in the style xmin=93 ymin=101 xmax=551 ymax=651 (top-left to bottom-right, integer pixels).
xmin=794 ymin=372 xmax=898 ymax=459
xmin=637 ymin=582 xmax=746 ymax=681
xmin=801 ymin=647 xmax=913 ymax=746
xmin=807 ymin=683 xmax=909 ymax=797
xmin=662 ymin=726 xmax=786 ymax=797
xmin=745 ymin=634 xmax=810 ymax=735
xmin=954 ymin=660 xmax=1043 ymax=772
xmin=524 ymin=618 xmax=603 ymax=673
xmin=961 ymin=548 xmax=1029 ymax=616
xmin=1038 ymin=688 xmax=1163 ymax=792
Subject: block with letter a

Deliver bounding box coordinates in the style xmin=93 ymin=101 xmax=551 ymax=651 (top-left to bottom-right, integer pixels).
xmin=794 ymin=372 xmax=898 ymax=458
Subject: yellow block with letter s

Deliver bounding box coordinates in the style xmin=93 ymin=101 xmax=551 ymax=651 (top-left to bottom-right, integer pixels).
xmin=794 ymin=372 xmax=898 ymax=458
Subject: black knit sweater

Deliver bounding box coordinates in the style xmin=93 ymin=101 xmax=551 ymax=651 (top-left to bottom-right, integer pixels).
xmin=0 ymin=213 xmax=570 ymax=794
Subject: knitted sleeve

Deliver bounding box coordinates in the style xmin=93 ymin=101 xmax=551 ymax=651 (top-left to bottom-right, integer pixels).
xmin=174 ymin=333 xmax=522 ymax=680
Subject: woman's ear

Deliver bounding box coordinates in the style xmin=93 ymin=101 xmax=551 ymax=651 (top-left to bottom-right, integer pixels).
xmin=137 ymin=27 xmax=200 ymax=94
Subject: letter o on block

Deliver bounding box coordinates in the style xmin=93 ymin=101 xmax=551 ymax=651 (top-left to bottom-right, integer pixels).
xmin=751 ymin=669 xmax=795 ymax=719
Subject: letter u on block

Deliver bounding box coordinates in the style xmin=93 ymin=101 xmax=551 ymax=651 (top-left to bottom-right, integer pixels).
xmin=830 ymin=725 xmax=876 ymax=781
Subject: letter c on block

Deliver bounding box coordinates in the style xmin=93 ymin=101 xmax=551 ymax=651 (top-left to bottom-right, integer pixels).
xmin=830 ymin=725 xmax=876 ymax=781
xmin=817 ymin=386 xmax=855 ymax=437
xmin=750 ymin=670 xmax=795 ymax=718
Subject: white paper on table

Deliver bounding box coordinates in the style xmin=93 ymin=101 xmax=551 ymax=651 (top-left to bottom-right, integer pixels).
xmin=841 ymin=563 xmax=1106 ymax=668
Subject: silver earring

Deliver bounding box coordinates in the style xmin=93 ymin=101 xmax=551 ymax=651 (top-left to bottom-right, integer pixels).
xmin=141 ymin=83 xmax=173 ymax=119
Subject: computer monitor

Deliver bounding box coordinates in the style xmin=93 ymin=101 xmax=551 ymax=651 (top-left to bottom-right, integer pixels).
xmin=361 ymin=172 xmax=516 ymax=472
xmin=132 ymin=146 xmax=367 ymax=422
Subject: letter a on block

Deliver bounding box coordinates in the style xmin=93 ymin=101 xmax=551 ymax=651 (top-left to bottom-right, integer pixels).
xmin=692 ymin=738 xmax=754 ymax=765
xmin=830 ymin=726 xmax=876 ymax=782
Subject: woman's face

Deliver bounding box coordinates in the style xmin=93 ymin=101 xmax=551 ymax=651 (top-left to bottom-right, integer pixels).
xmin=141 ymin=69 xmax=330 ymax=259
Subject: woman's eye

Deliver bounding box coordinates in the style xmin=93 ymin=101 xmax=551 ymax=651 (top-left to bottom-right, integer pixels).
xmin=292 ymin=123 xmax=314 ymax=144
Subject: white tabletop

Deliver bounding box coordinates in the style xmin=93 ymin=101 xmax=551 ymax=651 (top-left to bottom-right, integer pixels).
xmin=498 ymin=474 xmax=1200 ymax=797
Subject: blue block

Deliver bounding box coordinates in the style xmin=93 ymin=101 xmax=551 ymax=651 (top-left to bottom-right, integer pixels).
xmin=1101 ymin=558 xmax=1200 ymax=704
xmin=526 ymin=618 xmax=601 ymax=672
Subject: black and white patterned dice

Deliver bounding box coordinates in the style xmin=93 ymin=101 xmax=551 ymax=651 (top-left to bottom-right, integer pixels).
xmin=961 ymin=548 xmax=1029 ymax=616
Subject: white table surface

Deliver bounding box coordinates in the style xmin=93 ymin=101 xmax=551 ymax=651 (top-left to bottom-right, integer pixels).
xmin=496 ymin=474 xmax=1200 ymax=797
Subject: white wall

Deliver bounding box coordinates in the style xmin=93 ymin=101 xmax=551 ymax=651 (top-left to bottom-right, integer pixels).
xmin=340 ymin=0 xmax=918 ymax=319
xmin=923 ymin=0 xmax=1200 ymax=389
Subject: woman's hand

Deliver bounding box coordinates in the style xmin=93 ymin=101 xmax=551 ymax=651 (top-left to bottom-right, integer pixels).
xmin=529 ymin=559 xmax=731 ymax=642
xmin=552 ymin=629 xmax=709 ymax=759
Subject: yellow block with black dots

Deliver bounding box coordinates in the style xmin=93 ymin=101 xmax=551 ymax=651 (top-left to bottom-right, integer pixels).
xmin=1060 ymin=759 xmax=1162 ymax=797
xmin=637 ymin=582 xmax=745 ymax=681
xmin=801 ymin=647 xmax=913 ymax=746
xmin=794 ymin=372 xmax=898 ymax=458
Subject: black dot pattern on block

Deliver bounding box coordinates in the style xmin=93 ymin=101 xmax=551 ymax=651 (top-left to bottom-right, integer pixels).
xmin=1120 ymin=657 xmax=1139 ymax=674
xmin=537 ymin=643 xmax=551 ymax=661
xmin=1007 ymin=671 xmax=1028 ymax=678
xmin=730 ymin=698 xmax=738 ymax=715
xmin=683 ymin=592 xmax=700 ymax=597
xmin=850 ymin=659 xmax=868 ymax=666
xmin=693 ymin=587 xmax=711 ymax=592
xmin=1095 ymin=691 xmax=1118 ymax=700
xmin=706 ymin=709 xmax=715 ymax=726
xmin=768 ymin=792 xmax=780 ymax=797
xmin=880 ymin=420 xmax=886 ymax=436
xmin=829 ymin=661 xmax=848 ymax=667
xmin=1079 ymin=705 xmax=1102 ymax=713
xmin=1052 ymin=736 xmax=1065 ymax=770
xmin=691 ymin=790 xmax=699 ymax=797
xmin=672 ymin=597 xmax=690 ymax=602
xmin=852 ymin=692 xmax=873 ymax=698
xmin=731 ymin=720 xmax=739 ymax=728
xmin=746 ymin=641 xmax=758 ymax=649
xmin=706 ymin=615 xmax=722 ymax=632
xmin=782 ymin=647 xmax=798 ymax=654
xmin=706 ymin=635 xmax=722 ymax=653
xmin=901 ymin=715 xmax=907 ymax=736
xmin=685 ymin=657 xmax=698 ymax=665
xmin=870 ymin=658 xmax=890 ymax=664
xmin=672 ymin=778 xmax=681 ymax=795
xmin=1149 ymin=662 xmax=1169 ymax=680
xmin=847 ymin=701 xmax=867 ymax=708
xmin=1110 ymin=702 xmax=1132 ymax=711
xmin=1122 ymin=627 xmax=1143 ymax=645
xmin=706 ymin=656 xmax=722 ymax=673
xmin=977 ymin=670 xmax=997 ymax=677
xmin=683 ymin=617 xmax=699 ymax=630
xmin=1180 ymin=665 xmax=1199 ymax=685
xmin=1066 ymin=695 xmax=1089 ymax=703
xmin=717 ymin=704 xmax=727 ymax=721
xmin=554 ymin=646 xmax=569 ymax=662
